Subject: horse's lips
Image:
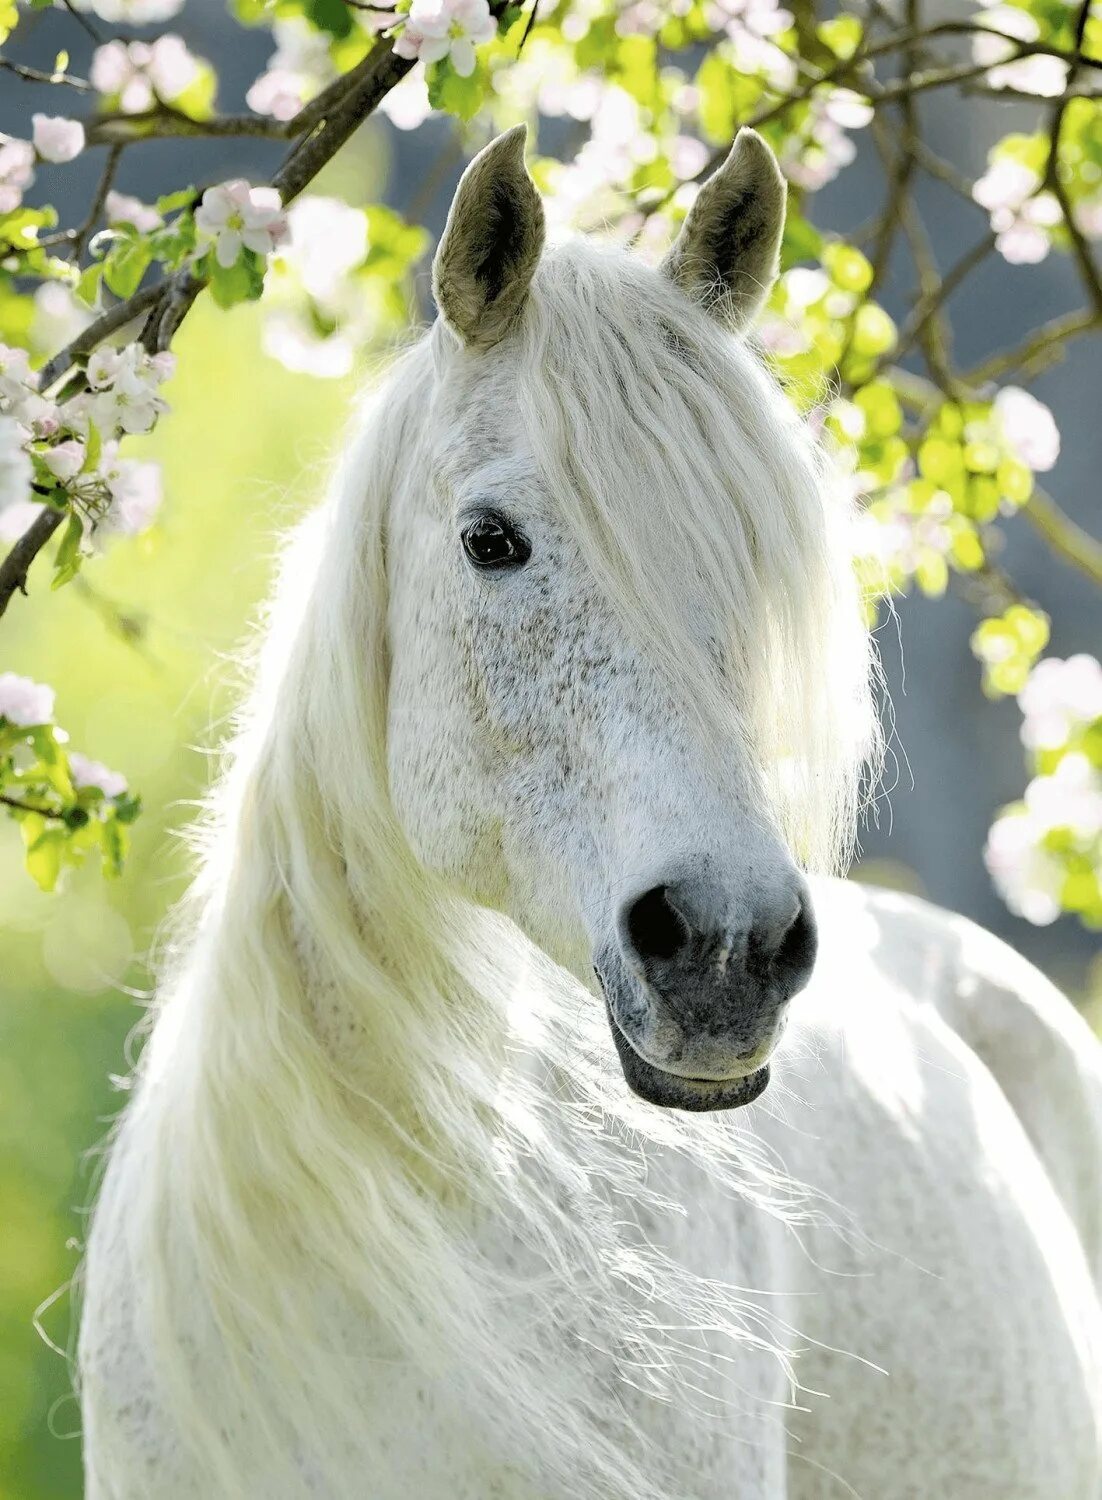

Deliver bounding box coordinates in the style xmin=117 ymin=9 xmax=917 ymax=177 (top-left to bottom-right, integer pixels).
xmin=598 ymin=988 xmax=772 ymax=1113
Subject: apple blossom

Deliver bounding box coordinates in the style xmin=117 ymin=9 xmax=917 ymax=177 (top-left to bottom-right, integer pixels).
xmin=91 ymin=36 xmax=200 ymax=114
xmin=100 ymin=447 xmax=163 ymax=536
xmin=70 ymin=344 xmax=175 ymax=438
xmin=984 ymin=810 xmax=1066 ymax=924
xmin=196 ymin=181 xmax=289 ymax=269
xmin=0 ymin=671 xmax=55 ymax=728
xmin=247 ymin=18 xmax=336 ymax=123
xmin=0 ymin=415 xmax=33 ymax=517
xmin=993 ymin=387 xmax=1060 ymax=473
xmin=0 ymin=138 xmax=35 ymax=214
xmin=42 ymin=439 xmax=87 ymax=484
xmin=32 ymin=115 xmax=86 ymax=165
xmin=105 ymin=191 xmax=164 ymax=233
xmin=68 ymin=751 xmax=129 ymax=799
xmin=394 ymin=0 xmax=498 ymax=78
xmin=1019 ymin=654 xmax=1102 ymax=752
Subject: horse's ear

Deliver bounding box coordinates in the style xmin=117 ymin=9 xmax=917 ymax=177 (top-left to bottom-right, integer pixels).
xmin=661 ymin=129 xmax=786 ymax=334
xmin=433 ymin=124 xmax=545 ymax=350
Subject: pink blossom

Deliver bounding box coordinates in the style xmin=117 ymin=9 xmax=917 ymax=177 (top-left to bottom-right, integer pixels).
xmin=0 ymin=671 xmax=55 ymax=727
xmin=0 ymin=139 xmax=35 ymax=214
xmin=196 ymin=180 xmax=288 ymax=269
xmin=32 ymin=114 xmax=86 ymax=164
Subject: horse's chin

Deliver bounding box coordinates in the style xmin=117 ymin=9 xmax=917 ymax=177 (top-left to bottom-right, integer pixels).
xmin=598 ymin=992 xmax=771 ymax=1112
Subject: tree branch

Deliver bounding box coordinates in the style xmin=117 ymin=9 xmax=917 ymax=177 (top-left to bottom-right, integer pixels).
xmin=86 ymin=110 xmax=292 ymax=146
xmin=0 ymin=508 xmax=64 ymax=617
xmin=966 ymin=309 xmax=1101 ymax=384
xmin=1023 ymin=488 xmax=1102 ymax=587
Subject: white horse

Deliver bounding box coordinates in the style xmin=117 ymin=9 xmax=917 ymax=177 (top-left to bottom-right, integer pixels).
xmin=79 ymin=125 xmax=1102 ymax=1499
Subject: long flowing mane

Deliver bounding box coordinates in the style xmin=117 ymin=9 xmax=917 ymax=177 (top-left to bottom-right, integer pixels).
xmin=91 ymin=240 xmax=880 ymax=1498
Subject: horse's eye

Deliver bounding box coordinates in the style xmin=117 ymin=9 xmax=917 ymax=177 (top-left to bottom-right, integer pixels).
xmin=461 ymin=512 xmax=531 ymax=571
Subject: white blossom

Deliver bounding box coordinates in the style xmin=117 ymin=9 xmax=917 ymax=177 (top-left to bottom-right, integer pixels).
xmin=31 ymin=283 xmax=95 ymax=359
xmin=196 ymin=181 xmax=288 ymax=269
xmin=984 ymin=810 xmax=1066 ymax=924
xmin=972 ymin=7 xmax=1068 ymax=97
xmin=394 ymin=0 xmax=498 ymax=78
xmin=263 ymin=197 xmax=370 ymax=378
xmin=0 ymin=344 xmax=54 ymax=431
xmin=247 ymin=18 xmax=335 ymax=122
xmin=0 ymin=671 xmax=55 ymax=728
xmin=0 ymin=138 xmax=35 ymax=214
xmin=0 ymin=415 xmax=33 ymax=518
xmin=379 ymin=67 xmax=435 ymax=131
xmin=993 ymin=386 xmax=1060 ymax=472
xmin=69 ymin=344 xmax=175 ymax=437
xmin=1019 ymin=654 xmax=1102 ymax=751
xmin=105 ymin=191 xmax=164 ymax=232
xmin=100 ymin=445 xmax=163 ymax=535
xmin=91 ymin=36 xmax=200 ymax=114
xmin=68 ymin=750 xmax=129 ymax=799
xmin=973 ymin=156 xmax=1059 ymax=264
xmin=32 ymin=115 xmax=86 ymax=165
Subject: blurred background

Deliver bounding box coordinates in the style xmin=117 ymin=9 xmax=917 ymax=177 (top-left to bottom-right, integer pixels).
xmin=1 ymin=3 xmax=1100 ymax=1495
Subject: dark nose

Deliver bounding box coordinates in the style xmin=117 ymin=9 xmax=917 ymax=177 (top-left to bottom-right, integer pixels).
xmin=622 ymin=881 xmax=817 ymax=996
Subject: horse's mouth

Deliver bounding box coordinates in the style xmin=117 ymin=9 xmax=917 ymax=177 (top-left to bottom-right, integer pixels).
xmin=598 ymin=985 xmax=771 ymax=1112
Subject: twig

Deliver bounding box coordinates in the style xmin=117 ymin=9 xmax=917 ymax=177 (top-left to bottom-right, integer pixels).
xmin=0 ymin=57 xmax=94 ymax=91
xmin=0 ymin=794 xmax=67 ymax=821
xmin=1046 ymin=0 xmax=1102 ymax=318
xmin=966 ymin=310 xmax=1101 ymax=384
xmin=60 ymin=0 xmax=103 ymax=46
xmin=72 ymin=144 xmax=124 ymax=263
xmin=892 ymin=231 xmax=996 ymax=370
xmin=1023 ymin=488 xmax=1102 ymax=587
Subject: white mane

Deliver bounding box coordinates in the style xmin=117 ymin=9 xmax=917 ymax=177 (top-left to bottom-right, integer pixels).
xmin=101 ymin=240 xmax=881 ymax=1499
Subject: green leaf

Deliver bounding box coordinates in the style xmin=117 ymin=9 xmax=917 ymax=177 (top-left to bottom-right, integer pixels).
xmin=155 ymin=188 xmax=198 ymax=216
xmin=51 ymin=511 xmax=84 ymax=591
xmin=82 ymin=420 xmax=103 ymax=475
xmin=76 ymin=262 xmax=104 ymax=308
xmin=207 ymin=251 xmax=267 ymax=309
xmin=103 ymin=233 xmax=153 ymax=299
xmin=426 ymin=56 xmax=489 ymax=122
xmin=24 ymin=828 xmax=63 ymax=892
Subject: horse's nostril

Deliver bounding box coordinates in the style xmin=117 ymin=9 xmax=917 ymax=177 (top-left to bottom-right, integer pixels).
xmin=624 ymin=885 xmax=692 ymax=965
xmin=773 ymin=901 xmax=817 ymax=985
